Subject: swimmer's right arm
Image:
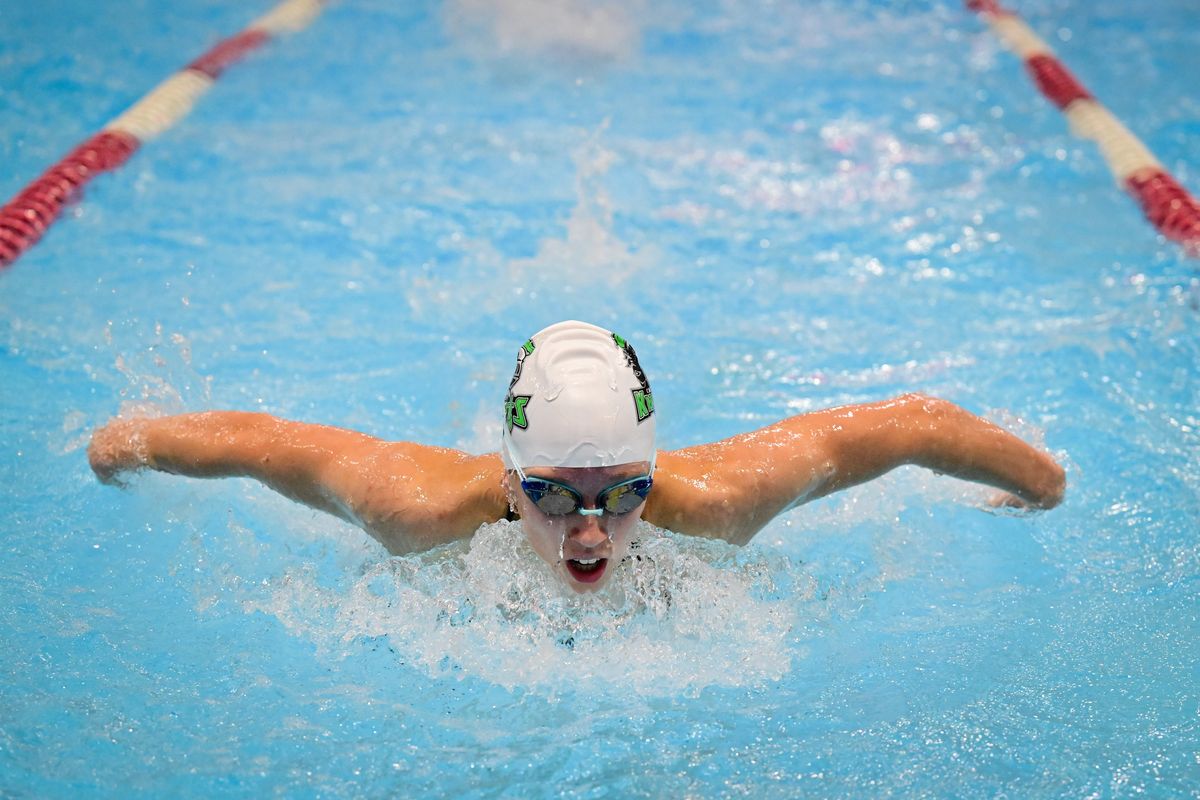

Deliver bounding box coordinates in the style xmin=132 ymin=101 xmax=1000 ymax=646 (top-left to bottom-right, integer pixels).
xmin=87 ymin=412 xmax=508 ymax=554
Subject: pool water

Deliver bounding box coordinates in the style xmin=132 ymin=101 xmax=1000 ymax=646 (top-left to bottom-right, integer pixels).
xmin=2 ymin=0 xmax=1198 ymax=796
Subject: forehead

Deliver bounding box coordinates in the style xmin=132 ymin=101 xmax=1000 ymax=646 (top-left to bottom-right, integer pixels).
xmin=524 ymin=462 xmax=650 ymax=487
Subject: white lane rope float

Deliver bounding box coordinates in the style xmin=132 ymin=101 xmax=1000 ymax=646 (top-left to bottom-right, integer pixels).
xmin=0 ymin=0 xmax=328 ymax=269
xmin=967 ymin=0 xmax=1200 ymax=256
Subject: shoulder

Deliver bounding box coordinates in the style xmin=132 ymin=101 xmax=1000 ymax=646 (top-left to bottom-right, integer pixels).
xmin=354 ymin=449 xmax=510 ymax=554
xmin=643 ymin=449 xmax=752 ymax=543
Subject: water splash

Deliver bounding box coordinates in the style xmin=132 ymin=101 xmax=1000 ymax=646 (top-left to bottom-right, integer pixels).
xmin=444 ymin=0 xmax=645 ymax=65
xmin=249 ymin=521 xmax=810 ymax=697
xmin=508 ymin=126 xmax=659 ymax=288
xmin=406 ymin=126 xmax=659 ymax=323
xmin=56 ymin=324 xmax=212 ymax=456
xmin=107 ymin=323 xmax=212 ymax=416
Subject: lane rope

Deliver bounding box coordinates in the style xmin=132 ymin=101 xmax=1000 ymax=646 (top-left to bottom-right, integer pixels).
xmin=0 ymin=0 xmax=328 ymax=270
xmin=967 ymin=0 xmax=1200 ymax=255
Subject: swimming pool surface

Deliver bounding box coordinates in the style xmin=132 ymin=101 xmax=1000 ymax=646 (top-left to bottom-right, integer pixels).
xmin=2 ymin=0 xmax=1198 ymax=796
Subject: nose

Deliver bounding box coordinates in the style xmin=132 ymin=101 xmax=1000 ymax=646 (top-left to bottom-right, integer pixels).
xmin=569 ymin=512 xmax=610 ymax=548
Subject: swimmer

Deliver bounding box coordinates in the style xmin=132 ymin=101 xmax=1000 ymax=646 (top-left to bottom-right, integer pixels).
xmin=88 ymin=320 xmax=1066 ymax=593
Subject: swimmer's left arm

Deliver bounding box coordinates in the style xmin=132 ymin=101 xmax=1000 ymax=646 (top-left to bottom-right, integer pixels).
xmin=644 ymin=393 xmax=1065 ymax=544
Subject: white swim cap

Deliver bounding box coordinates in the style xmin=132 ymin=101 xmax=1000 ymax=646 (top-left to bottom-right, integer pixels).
xmin=501 ymin=320 xmax=656 ymax=470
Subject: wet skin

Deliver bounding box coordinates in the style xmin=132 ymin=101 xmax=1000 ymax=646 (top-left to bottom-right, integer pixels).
xmin=88 ymin=395 xmax=1067 ymax=581
xmin=506 ymin=462 xmax=651 ymax=593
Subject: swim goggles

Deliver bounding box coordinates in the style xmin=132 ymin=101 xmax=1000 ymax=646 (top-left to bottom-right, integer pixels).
xmin=512 ymin=464 xmax=653 ymax=517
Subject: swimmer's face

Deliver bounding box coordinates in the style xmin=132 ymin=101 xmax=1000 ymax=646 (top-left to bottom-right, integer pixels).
xmin=507 ymin=462 xmax=651 ymax=593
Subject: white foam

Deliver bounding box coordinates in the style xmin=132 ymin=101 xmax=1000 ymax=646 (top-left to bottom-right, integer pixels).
xmin=249 ymin=520 xmax=809 ymax=697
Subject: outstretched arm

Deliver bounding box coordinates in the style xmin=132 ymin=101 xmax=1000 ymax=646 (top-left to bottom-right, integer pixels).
xmin=88 ymin=412 xmax=507 ymax=553
xmin=643 ymin=394 xmax=1065 ymax=545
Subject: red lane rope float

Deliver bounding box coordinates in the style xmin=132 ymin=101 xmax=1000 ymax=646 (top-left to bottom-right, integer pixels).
xmin=188 ymin=29 xmax=272 ymax=79
xmin=1025 ymin=54 xmax=1091 ymax=110
xmin=966 ymin=0 xmax=1200 ymax=255
xmin=1127 ymin=171 xmax=1200 ymax=248
xmin=0 ymin=0 xmax=327 ymax=270
xmin=0 ymin=132 xmax=139 ymax=266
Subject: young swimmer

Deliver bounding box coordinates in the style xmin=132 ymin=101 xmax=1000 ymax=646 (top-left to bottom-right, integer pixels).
xmin=88 ymin=320 xmax=1066 ymax=593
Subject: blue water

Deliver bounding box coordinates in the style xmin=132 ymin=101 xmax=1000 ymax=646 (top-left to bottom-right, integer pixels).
xmin=2 ymin=0 xmax=1198 ymax=796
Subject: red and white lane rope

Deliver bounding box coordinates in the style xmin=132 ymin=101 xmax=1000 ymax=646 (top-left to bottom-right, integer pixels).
xmin=0 ymin=0 xmax=327 ymax=269
xmin=967 ymin=0 xmax=1200 ymax=255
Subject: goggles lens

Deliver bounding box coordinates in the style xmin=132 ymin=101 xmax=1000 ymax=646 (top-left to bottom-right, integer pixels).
xmin=520 ymin=475 xmax=653 ymax=517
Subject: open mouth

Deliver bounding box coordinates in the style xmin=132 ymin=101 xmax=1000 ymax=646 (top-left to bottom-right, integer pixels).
xmin=565 ymin=557 xmax=608 ymax=584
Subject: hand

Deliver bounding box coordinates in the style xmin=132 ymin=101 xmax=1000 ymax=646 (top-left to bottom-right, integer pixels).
xmin=88 ymin=417 xmax=151 ymax=485
xmin=1024 ymin=453 xmax=1066 ymax=509
xmin=986 ymin=491 xmax=1035 ymax=514
xmin=987 ymin=456 xmax=1066 ymax=512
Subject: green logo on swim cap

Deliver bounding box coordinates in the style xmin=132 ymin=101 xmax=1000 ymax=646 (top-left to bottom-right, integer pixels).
xmin=505 ymin=394 xmax=531 ymax=432
xmin=504 ymin=338 xmax=536 ymax=433
xmin=633 ymin=388 xmax=654 ymax=421
xmin=508 ymin=339 xmax=535 ymax=390
xmin=612 ymin=331 xmax=654 ymax=423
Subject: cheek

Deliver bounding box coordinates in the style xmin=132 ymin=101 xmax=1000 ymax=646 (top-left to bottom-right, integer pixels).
xmin=607 ymin=511 xmax=642 ymax=554
xmin=521 ymin=517 xmax=565 ymax=564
